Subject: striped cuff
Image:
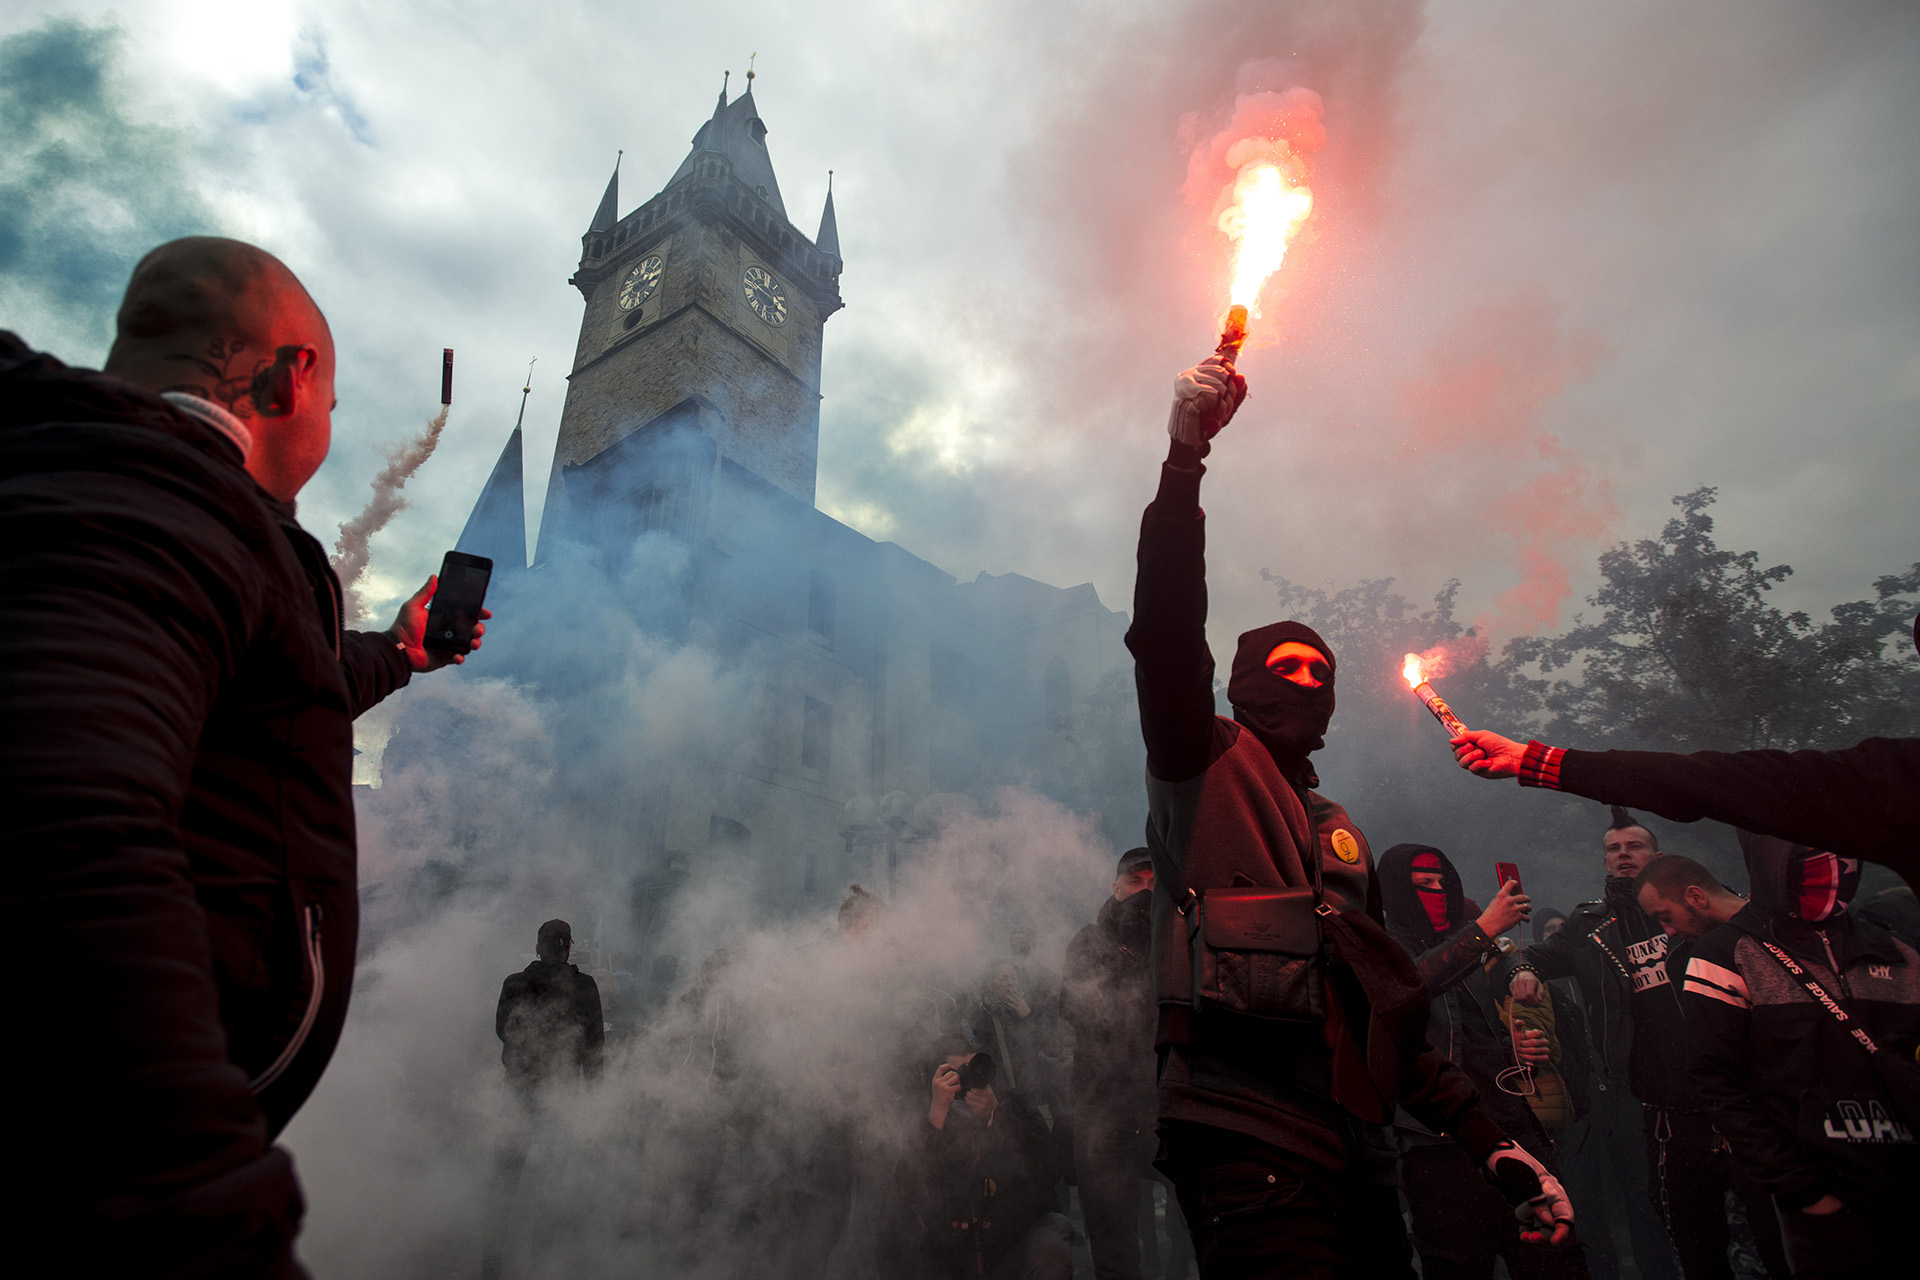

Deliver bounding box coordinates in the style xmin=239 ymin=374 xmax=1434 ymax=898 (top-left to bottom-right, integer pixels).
xmin=1518 ymin=741 xmax=1565 ymax=790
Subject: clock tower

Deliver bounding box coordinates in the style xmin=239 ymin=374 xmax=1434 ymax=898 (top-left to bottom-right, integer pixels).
xmin=535 ymin=78 xmax=844 ymax=560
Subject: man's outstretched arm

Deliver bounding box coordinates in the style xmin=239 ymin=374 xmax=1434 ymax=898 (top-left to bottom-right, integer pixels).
xmin=1451 ymin=730 xmax=1920 ymax=878
xmin=1123 ymin=358 xmax=1245 ymax=784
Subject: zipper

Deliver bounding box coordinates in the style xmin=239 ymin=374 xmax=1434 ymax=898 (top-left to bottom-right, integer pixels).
xmin=250 ymin=903 xmax=326 ymax=1094
xmin=1816 ymin=929 xmax=1852 ymax=999
xmin=1587 ymin=917 xmax=1630 ymax=1082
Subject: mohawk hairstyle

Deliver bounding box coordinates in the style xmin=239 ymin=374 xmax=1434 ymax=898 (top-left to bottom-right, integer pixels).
xmin=1606 ymin=805 xmax=1660 ymax=850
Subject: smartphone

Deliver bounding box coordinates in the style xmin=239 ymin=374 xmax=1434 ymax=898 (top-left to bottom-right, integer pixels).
xmin=423 ymin=550 xmax=492 ymax=654
xmin=1496 ymin=862 xmax=1522 ymax=893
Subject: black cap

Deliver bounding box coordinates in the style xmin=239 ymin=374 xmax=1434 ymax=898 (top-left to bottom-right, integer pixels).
xmin=1117 ymin=847 xmax=1153 ymax=876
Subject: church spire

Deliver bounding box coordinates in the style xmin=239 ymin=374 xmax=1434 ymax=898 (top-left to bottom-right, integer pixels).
xmin=588 ymin=152 xmax=621 ymax=233
xmin=456 ymin=366 xmax=533 ymax=572
xmin=816 ymin=170 xmax=841 ymax=263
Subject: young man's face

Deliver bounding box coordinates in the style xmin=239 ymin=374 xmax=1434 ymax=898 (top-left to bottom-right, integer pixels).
xmin=1113 ymin=865 xmax=1154 ymax=900
xmin=1264 ymin=641 xmax=1331 ymax=689
xmin=1604 ymin=826 xmax=1660 ymax=880
xmin=1638 ymin=884 xmax=1713 ymax=939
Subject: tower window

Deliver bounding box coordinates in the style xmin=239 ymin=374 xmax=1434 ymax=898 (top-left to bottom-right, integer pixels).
xmin=638 ymin=484 xmax=674 ymax=534
xmin=802 ymin=696 xmax=831 ymax=773
xmin=807 ymin=570 xmax=836 ymax=643
xmin=624 ymin=308 xmax=643 ymax=330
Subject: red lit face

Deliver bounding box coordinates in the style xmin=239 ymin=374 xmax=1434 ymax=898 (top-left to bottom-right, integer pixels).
xmin=1410 ymin=870 xmax=1445 ymax=891
xmin=1265 ymin=641 xmax=1330 ymax=689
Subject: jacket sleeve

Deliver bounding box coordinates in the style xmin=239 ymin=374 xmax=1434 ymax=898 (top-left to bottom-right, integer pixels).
xmin=1398 ymin=1048 xmax=1508 ymax=1161
xmin=1406 ymin=922 xmax=1499 ymax=997
xmin=1523 ymin=739 xmax=1920 ymax=881
xmin=1124 ymin=442 xmax=1219 ymax=784
xmin=1503 ymin=914 xmax=1587 ymax=986
xmin=1057 ymin=926 xmax=1102 ymax=1032
xmin=339 ymin=628 xmax=413 ymax=718
xmin=0 ymin=456 xmax=297 ymax=1270
xmin=1681 ymin=940 xmax=1831 ymax=1207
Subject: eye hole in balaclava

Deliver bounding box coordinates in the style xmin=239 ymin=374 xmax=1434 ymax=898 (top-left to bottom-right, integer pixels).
xmin=1789 ymin=849 xmax=1861 ymax=922
xmin=1227 ymin=620 xmax=1337 ymax=760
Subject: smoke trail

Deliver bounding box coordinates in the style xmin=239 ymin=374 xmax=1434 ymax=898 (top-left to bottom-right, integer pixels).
xmin=330 ymin=405 xmax=449 ymax=621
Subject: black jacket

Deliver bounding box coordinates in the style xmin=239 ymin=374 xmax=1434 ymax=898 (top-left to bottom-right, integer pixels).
xmin=1059 ymin=888 xmax=1158 ymax=1130
xmin=1125 ymin=444 xmax=1503 ymax=1169
xmin=0 ymin=335 xmax=411 ymax=1273
xmin=1683 ymin=834 xmax=1920 ymax=1209
xmin=1378 ymin=845 xmax=1543 ymax=1151
xmin=896 ymin=1092 xmax=1062 ymax=1279
xmin=1522 ymin=738 xmax=1920 ymax=888
xmin=1502 ymin=877 xmax=1696 ymax=1109
xmin=497 ymin=960 xmax=606 ymax=1089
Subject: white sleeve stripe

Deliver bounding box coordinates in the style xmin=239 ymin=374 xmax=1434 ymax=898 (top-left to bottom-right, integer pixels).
xmin=1683 ymin=978 xmax=1751 ymax=1009
xmin=1685 ymin=957 xmax=1749 ymax=998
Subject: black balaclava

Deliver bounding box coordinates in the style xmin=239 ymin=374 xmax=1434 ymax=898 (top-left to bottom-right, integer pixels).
xmin=1378 ymin=844 xmax=1465 ymax=946
xmin=1227 ymin=620 xmax=1337 ymax=762
xmin=1533 ymin=908 xmax=1568 ymax=943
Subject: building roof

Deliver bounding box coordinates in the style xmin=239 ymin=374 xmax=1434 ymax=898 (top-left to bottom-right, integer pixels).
xmin=816 ymin=180 xmax=840 ymax=261
xmin=668 ymin=85 xmax=786 ymax=221
xmin=456 ymin=426 xmax=527 ymax=571
xmin=588 ymin=155 xmax=619 ymax=233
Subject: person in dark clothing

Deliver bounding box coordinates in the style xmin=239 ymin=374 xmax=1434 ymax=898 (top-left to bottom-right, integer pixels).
xmin=1449 ymin=730 xmax=1920 ymax=890
xmin=1061 ymin=847 xmax=1194 ymax=1280
xmin=1379 ymin=845 xmax=1592 ymax=1280
xmin=1679 ymin=835 xmax=1920 ymax=1280
xmin=1504 ymin=815 xmax=1784 ymax=1280
xmin=495 ymin=919 xmax=606 ymax=1090
xmin=1536 ymin=909 xmax=1569 ymax=941
xmin=0 ymin=239 xmax=483 ymax=1276
xmin=1126 ymin=354 xmax=1571 ymax=1279
xmin=893 ymin=1039 xmax=1073 ymax=1280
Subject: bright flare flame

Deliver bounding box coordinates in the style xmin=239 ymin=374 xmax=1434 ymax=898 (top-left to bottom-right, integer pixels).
xmin=1219 ymin=163 xmax=1314 ymax=309
xmin=1402 ymin=653 xmax=1425 ymax=689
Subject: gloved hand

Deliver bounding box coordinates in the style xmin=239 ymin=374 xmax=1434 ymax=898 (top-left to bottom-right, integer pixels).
xmin=1166 ymin=355 xmax=1248 ymax=450
xmin=1485 ymin=1141 xmax=1575 ymax=1245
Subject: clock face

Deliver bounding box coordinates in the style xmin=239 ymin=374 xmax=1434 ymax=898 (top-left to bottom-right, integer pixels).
xmin=743 ymin=264 xmax=788 ymax=327
xmin=618 ymin=255 xmax=663 ymax=311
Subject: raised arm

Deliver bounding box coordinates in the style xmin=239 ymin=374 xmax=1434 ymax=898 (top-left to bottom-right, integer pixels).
xmin=1123 ymin=357 xmax=1246 ymax=783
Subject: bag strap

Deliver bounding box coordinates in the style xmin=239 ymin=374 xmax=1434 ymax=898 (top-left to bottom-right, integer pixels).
xmin=1752 ymin=936 xmax=1886 ymax=1057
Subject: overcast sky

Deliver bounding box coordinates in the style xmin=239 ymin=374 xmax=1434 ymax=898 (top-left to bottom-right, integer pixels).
xmin=4 ymin=0 xmax=1915 ymax=654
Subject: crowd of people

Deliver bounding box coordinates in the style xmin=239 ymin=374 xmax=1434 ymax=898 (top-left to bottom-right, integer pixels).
xmin=4 ymin=236 xmax=1917 ymax=1278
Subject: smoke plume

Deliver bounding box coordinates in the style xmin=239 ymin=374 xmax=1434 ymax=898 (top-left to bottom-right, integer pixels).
xmin=330 ymin=405 xmax=449 ymax=621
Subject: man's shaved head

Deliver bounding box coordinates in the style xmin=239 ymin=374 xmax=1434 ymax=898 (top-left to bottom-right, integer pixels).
xmin=105 ymin=237 xmax=336 ymax=502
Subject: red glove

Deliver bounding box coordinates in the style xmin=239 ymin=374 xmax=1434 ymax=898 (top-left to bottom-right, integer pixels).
xmin=1166 ymin=356 xmax=1248 ymax=449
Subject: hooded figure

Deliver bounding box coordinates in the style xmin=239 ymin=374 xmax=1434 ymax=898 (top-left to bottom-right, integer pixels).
xmin=1226 ymin=620 xmax=1336 ymax=763
xmin=1377 ymin=845 xmax=1588 ymax=1280
xmin=1679 ymin=830 xmax=1920 ymax=1279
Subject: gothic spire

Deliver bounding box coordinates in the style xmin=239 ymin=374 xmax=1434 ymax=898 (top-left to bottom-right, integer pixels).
xmin=588 ymin=151 xmax=621 ymax=233
xmin=456 ymin=398 xmax=529 ymax=572
xmin=816 ymin=171 xmax=841 ymax=263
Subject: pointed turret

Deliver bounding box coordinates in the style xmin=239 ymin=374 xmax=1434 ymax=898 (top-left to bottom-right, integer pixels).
xmin=588 ymin=154 xmax=620 ymax=233
xmin=816 ymin=172 xmax=841 ymax=264
xmin=668 ymin=83 xmax=786 ymax=219
xmin=457 ymin=424 xmax=527 ymax=572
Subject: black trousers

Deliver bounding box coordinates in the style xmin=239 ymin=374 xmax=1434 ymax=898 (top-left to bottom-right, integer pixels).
xmin=1401 ymin=1142 xmax=1593 ymax=1280
xmin=1642 ymin=1106 xmax=1790 ymax=1280
xmin=1077 ymin=1119 xmax=1193 ymax=1280
xmin=1777 ymin=1201 xmax=1899 ymax=1280
xmin=1158 ymin=1122 xmax=1414 ymax=1280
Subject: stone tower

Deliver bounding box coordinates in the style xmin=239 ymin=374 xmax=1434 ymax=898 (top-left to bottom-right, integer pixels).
xmin=535 ymin=79 xmax=844 ymax=562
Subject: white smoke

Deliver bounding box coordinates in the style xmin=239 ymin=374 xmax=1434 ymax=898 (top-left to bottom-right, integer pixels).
xmin=330 ymin=405 xmax=449 ymax=622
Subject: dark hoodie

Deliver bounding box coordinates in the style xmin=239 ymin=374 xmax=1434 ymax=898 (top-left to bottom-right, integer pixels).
xmin=0 ymin=333 xmax=412 ymax=1273
xmin=1682 ymin=833 xmax=1920 ymax=1210
xmin=1378 ymin=845 xmax=1541 ymax=1149
xmin=1060 ymin=887 xmax=1158 ymax=1128
xmin=496 ymin=959 xmax=606 ymax=1090
xmin=1124 ymin=441 xmax=1503 ymax=1171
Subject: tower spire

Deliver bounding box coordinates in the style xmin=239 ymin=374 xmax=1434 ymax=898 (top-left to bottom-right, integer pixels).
xmin=588 ymin=151 xmax=621 ymax=233
xmin=816 ymin=170 xmax=841 ymax=263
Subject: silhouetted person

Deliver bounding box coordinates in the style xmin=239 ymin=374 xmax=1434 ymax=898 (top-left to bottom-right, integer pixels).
xmin=1061 ymin=847 xmax=1193 ymax=1280
xmin=496 ymin=919 xmax=605 ymax=1092
xmin=0 ymin=237 xmax=482 ymax=1275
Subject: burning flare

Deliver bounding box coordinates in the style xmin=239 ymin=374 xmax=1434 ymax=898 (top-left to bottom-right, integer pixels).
xmin=1403 ymin=652 xmax=1471 ymax=739
xmin=1220 ymin=162 xmax=1313 ymax=310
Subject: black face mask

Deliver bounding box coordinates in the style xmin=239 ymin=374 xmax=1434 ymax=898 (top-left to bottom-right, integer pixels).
xmin=1227 ymin=620 xmax=1336 ymax=760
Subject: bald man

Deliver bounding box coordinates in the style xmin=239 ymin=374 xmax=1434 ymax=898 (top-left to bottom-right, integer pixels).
xmin=0 ymin=237 xmax=483 ymax=1274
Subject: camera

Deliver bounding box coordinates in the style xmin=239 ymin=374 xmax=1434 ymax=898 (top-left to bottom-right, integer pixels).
xmin=955 ymin=1052 xmax=996 ymax=1094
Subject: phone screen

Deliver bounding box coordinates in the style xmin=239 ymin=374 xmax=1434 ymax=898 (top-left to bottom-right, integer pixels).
xmin=423 ymin=551 xmax=492 ymax=653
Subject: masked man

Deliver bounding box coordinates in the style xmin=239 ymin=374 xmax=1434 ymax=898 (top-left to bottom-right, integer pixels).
xmin=1125 ymin=354 xmax=1571 ymax=1278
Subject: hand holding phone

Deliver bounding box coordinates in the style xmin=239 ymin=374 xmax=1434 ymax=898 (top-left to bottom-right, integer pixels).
xmin=423 ymin=551 xmax=492 ymax=656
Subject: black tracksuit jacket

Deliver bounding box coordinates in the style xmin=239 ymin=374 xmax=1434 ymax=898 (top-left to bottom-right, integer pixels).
xmin=1683 ymin=835 xmax=1920 ymax=1210
xmin=0 ymin=334 xmax=411 ymax=1274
